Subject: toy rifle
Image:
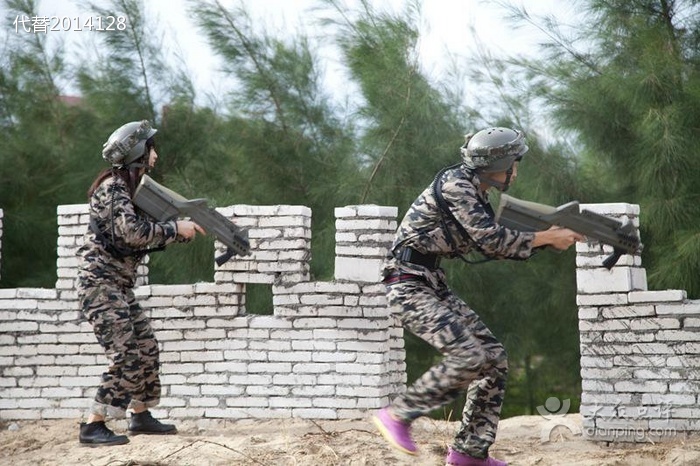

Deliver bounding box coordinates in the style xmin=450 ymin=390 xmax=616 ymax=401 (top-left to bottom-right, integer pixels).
xmin=495 ymin=194 xmax=642 ymax=269
xmin=133 ymin=175 xmax=250 ymax=265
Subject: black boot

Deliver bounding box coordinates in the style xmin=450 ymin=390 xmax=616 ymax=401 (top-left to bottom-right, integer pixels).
xmin=128 ymin=410 xmax=177 ymax=435
xmin=79 ymin=421 xmax=129 ymax=447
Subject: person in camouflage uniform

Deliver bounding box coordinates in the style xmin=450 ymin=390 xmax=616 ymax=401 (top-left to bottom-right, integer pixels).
xmin=77 ymin=120 xmax=205 ymax=447
xmin=372 ymin=128 xmax=584 ymax=466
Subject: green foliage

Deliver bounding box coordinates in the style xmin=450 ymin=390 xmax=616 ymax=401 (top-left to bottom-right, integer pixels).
xmin=499 ymin=0 xmax=700 ymax=297
xmin=190 ymin=0 xmax=361 ymax=279
xmin=0 ymin=0 xmax=100 ymax=286
xmin=320 ymin=0 xmax=465 ymax=209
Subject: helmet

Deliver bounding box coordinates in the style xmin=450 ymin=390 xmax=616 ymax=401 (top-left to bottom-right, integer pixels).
xmin=101 ymin=120 xmax=157 ymax=167
xmin=460 ymin=127 xmax=528 ymax=173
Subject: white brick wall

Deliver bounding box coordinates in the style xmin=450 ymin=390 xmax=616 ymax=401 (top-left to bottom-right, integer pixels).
xmin=5 ymin=200 xmax=698 ymax=437
xmin=0 ymin=204 xmax=406 ymax=421
xmin=576 ymin=202 xmax=700 ymax=442
xmin=0 ymin=208 xmax=3 ymax=281
xmin=334 ymin=205 xmax=397 ymax=282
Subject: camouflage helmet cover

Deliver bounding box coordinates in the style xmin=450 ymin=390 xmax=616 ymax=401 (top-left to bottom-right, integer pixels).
xmin=102 ymin=120 xmax=157 ymax=167
xmin=460 ymin=127 xmax=528 ymax=173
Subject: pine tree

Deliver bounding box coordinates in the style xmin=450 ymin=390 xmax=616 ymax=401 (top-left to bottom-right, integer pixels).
xmin=0 ymin=0 xmax=96 ymax=286
xmin=500 ymin=0 xmax=700 ymax=297
xmin=190 ymin=0 xmax=361 ymax=280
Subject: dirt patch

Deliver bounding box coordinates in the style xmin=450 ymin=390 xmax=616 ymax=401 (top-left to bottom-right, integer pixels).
xmin=1 ymin=414 xmax=699 ymax=465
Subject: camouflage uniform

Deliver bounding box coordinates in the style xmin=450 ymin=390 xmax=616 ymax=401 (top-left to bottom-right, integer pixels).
xmin=77 ymin=175 xmax=179 ymax=419
xmin=383 ymin=164 xmax=535 ymax=459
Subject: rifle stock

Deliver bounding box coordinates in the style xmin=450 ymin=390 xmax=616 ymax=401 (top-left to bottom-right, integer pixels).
xmin=495 ymin=194 xmax=642 ymax=269
xmin=133 ymin=175 xmax=251 ymax=265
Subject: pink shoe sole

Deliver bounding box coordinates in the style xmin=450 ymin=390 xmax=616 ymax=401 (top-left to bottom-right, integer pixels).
xmin=371 ymin=408 xmax=417 ymax=455
xmin=445 ymin=446 xmax=507 ymax=466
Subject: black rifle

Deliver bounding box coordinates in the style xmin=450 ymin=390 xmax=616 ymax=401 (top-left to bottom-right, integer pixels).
xmin=495 ymin=194 xmax=642 ymax=269
xmin=133 ymin=175 xmax=250 ymax=265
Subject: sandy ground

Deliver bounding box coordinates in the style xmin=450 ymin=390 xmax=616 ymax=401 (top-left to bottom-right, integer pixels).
xmin=2 ymin=413 xmax=700 ymax=465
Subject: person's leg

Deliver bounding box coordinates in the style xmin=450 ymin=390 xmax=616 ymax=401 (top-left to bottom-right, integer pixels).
xmin=79 ymin=286 xmax=133 ymax=446
xmin=389 ymin=282 xmax=499 ymax=420
xmin=452 ymin=344 xmax=507 ymax=458
xmin=375 ymin=280 xmax=503 ymax=455
xmin=125 ymin=289 xmax=161 ymax=409
xmin=125 ymin=290 xmax=176 ymax=434
xmin=443 ymin=293 xmax=509 ymax=465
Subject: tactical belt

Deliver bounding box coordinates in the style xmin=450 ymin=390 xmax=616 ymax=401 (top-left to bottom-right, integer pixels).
xmin=394 ymin=246 xmax=441 ymax=270
xmin=382 ymin=272 xmax=425 ymax=285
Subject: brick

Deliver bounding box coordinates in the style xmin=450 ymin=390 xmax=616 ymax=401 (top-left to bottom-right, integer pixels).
xmin=335 ymin=219 xmax=395 ymax=231
xmin=0 ymin=300 xmax=39 ymax=311
xmin=247 ymin=362 xmax=292 ymax=373
xmin=335 ymin=245 xmax=388 ymax=257
xmin=601 ymin=305 xmax=654 ymax=319
xmin=355 ymin=205 xmax=398 ymax=217
xmin=629 ymin=290 xmax=686 ymax=303
xmin=0 ymin=289 xmax=17 ymax=299
xmin=576 ymin=267 xmax=647 ymax=294
xmin=225 ymin=397 xmax=268 ymax=408
xmin=247 ymin=385 xmax=289 ymax=396
xmin=292 ymin=363 xmax=332 ymax=374
xmin=201 ymin=385 xmax=245 ymax=396
xmin=580 ymin=357 xmax=614 ymax=368
xmin=180 ymin=351 xmax=223 ymax=363
xmin=272 ymin=374 xmax=317 ymax=385
xmin=0 ymin=410 xmax=40 ymax=419
xmin=657 ymin=302 xmax=700 ymax=315
xmin=578 ymin=307 xmax=599 ymax=320
xmin=666 ymin=356 xmax=700 ymax=368
xmin=656 ymin=330 xmax=700 ymax=341
xmin=614 ymin=381 xmax=667 ymax=393
xmin=292 ymin=318 xmax=338 ymax=329
xmin=17 ymin=288 xmax=57 ymax=300
xmin=578 ymin=320 xmax=629 ymax=332
xmin=634 ymin=368 xmax=687 ymax=379
xmin=669 ymin=381 xmax=700 ymax=392
xmin=629 ymin=318 xmax=680 ymax=331
xmin=613 ymin=355 xmax=666 ymax=366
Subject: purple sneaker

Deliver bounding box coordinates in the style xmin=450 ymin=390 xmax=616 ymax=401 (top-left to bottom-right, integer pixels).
xmin=371 ymin=407 xmax=417 ymax=455
xmin=445 ymin=447 xmax=507 ymax=466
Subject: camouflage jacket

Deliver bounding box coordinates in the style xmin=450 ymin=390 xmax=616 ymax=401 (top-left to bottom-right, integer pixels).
xmin=383 ymin=164 xmax=536 ymax=286
xmin=77 ymin=175 xmax=179 ymax=290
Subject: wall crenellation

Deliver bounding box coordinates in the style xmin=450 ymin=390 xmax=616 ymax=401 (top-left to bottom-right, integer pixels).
xmin=575 ymin=203 xmax=700 ymax=442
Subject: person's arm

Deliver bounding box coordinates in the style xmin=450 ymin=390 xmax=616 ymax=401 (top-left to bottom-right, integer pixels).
xmin=106 ymin=179 xmax=181 ymax=248
xmin=532 ymin=225 xmax=585 ymax=250
xmin=175 ymin=220 xmax=205 ymax=240
xmin=442 ymin=177 xmax=535 ymax=259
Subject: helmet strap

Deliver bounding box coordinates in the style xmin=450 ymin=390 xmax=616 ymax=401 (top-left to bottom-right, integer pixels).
xmin=478 ymin=166 xmax=513 ymax=192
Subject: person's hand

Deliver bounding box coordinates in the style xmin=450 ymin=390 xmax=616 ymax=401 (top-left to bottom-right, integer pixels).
xmin=176 ymin=220 xmax=205 ymax=240
xmin=532 ymin=225 xmax=585 ymax=250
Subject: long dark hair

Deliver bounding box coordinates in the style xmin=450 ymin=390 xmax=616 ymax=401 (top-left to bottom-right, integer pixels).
xmin=87 ymin=137 xmax=155 ymax=199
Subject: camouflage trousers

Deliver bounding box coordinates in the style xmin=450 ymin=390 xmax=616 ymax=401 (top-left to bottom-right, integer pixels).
xmin=386 ymin=278 xmax=508 ymax=459
xmin=79 ymin=285 xmax=161 ymax=419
